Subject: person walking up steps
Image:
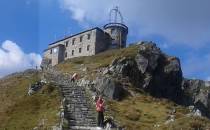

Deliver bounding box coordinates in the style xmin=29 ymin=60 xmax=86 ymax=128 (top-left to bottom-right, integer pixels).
xmin=71 ymin=73 xmax=78 ymax=82
xmin=96 ymin=95 xmax=105 ymax=128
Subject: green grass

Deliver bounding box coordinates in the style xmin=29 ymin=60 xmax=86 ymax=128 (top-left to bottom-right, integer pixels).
xmin=106 ymin=94 xmax=210 ymax=130
xmin=0 ymin=72 xmax=61 ymax=130
xmin=106 ymin=95 xmax=169 ymax=129
xmin=56 ymin=45 xmax=139 ymax=79
xmin=55 ymin=45 xmax=210 ymax=130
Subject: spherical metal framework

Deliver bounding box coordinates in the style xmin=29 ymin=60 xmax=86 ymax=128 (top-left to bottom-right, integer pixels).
xmin=104 ymin=6 xmax=128 ymax=48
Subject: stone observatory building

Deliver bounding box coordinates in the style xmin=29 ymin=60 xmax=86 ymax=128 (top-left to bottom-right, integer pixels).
xmin=42 ymin=7 xmax=128 ymax=66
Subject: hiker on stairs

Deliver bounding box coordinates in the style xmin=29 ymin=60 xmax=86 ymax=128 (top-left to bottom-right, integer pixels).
xmin=96 ymin=95 xmax=105 ymax=128
xmin=71 ymin=73 xmax=78 ymax=82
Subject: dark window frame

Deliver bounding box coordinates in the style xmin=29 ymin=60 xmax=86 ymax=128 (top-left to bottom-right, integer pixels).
xmin=111 ymin=29 xmax=115 ymax=34
xmin=80 ymin=36 xmax=83 ymax=42
xmin=72 ymin=38 xmax=75 ymax=45
xmin=79 ymin=48 xmax=82 ymax=53
xmin=72 ymin=50 xmax=74 ymax=56
xmin=87 ymin=45 xmax=90 ymax=51
xmin=87 ymin=33 xmax=91 ymax=40
xmin=65 ymin=52 xmax=67 ymax=57
xmin=65 ymin=41 xmax=69 ymax=47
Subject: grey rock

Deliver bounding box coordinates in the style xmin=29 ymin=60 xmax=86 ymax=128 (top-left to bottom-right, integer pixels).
xmin=193 ymin=109 xmax=202 ymax=117
xmin=82 ymin=67 xmax=88 ymax=72
xmin=103 ymin=68 xmax=110 ymax=75
xmin=108 ymin=42 xmax=183 ymax=102
xmin=95 ymin=77 xmax=126 ymax=100
xmin=135 ymin=54 xmax=148 ymax=73
xmin=182 ymin=79 xmax=210 ymax=117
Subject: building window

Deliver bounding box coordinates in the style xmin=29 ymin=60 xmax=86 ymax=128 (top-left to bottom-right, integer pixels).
xmin=80 ymin=36 xmax=83 ymax=42
xmin=50 ymin=49 xmax=52 ymax=54
xmin=72 ymin=50 xmax=74 ymax=56
xmin=65 ymin=41 xmax=69 ymax=47
xmin=72 ymin=38 xmax=75 ymax=45
xmin=87 ymin=34 xmax=91 ymax=40
xmin=87 ymin=45 xmax=90 ymax=51
xmin=65 ymin=52 xmax=67 ymax=57
xmin=111 ymin=29 xmax=115 ymax=34
xmin=79 ymin=48 xmax=82 ymax=53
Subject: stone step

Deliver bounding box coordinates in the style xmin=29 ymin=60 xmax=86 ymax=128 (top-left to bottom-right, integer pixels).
xmin=69 ymin=126 xmax=104 ymax=130
xmin=47 ymin=71 xmax=97 ymax=129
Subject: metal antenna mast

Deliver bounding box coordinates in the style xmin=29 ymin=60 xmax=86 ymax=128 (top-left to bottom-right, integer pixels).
xmin=105 ymin=6 xmax=128 ymax=49
xmin=109 ymin=6 xmax=124 ymax=23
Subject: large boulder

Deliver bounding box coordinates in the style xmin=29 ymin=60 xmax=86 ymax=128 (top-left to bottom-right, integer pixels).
xmin=95 ymin=77 xmax=126 ymax=100
xmin=108 ymin=41 xmax=183 ymax=102
xmin=109 ymin=57 xmax=143 ymax=88
xmin=149 ymin=55 xmax=183 ymax=101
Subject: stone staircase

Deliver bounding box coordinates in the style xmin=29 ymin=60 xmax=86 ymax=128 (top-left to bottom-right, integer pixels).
xmin=43 ymin=69 xmax=99 ymax=130
xmin=61 ymin=83 xmax=98 ymax=129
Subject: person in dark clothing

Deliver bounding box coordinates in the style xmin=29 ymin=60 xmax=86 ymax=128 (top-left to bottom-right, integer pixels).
xmin=96 ymin=95 xmax=105 ymax=127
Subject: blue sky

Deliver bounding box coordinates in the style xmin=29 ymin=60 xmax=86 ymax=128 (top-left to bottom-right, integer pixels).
xmin=0 ymin=0 xmax=210 ymax=80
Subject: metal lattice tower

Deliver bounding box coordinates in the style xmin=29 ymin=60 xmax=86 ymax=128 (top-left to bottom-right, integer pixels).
xmin=109 ymin=6 xmax=124 ymax=24
xmin=104 ymin=6 xmax=128 ymax=49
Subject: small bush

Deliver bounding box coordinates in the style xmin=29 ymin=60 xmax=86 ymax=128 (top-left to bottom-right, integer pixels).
xmin=125 ymin=109 xmax=141 ymax=121
xmin=125 ymin=113 xmax=140 ymax=121
xmin=41 ymin=84 xmax=55 ymax=94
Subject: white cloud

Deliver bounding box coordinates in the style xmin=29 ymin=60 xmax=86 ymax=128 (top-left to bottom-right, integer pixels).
xmin=60 ymin=0 xmax=210 ymax=48
xmin=207 ymin=77 xmax=210 ymax=81
xmin=0 ymin=40 xmax=42 ymax=78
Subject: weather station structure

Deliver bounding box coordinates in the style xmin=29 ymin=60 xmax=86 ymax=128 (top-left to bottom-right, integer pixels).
xmin=104 ymin=6 xmax=128 ymax=49
xmin=42 ymin=6 xmax=129 ymax=67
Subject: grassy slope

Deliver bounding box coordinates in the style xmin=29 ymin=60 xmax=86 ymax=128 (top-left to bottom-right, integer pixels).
xmin=107 ymin=94 xmax=210 ymax=130
xmin=56 ymin=46 xmax=139 ymax=80
xmin=0 ymin=72 xmax=60 ymax=130
xmin=56 ymin=46 xmax=210 ymax=130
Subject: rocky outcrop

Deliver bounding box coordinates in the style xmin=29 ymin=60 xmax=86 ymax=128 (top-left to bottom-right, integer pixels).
xmin=100 ymin=41 xmax=210 ymax=118
xmin=182 ymin=79 xmax=210 ymax=117
xmin=28 ymin=81 xmax=45 ymax=96
xmin=95 ymin=77 xmax=126 ymax=100
xmin=42 ymin=41 xmax=210 ymax=119
xmin=107 ymin=41 xmax=183 ymax=102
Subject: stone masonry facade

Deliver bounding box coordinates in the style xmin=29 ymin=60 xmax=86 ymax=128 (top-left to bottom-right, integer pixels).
xmin=43 ymin=25 xmax=128 ymax=66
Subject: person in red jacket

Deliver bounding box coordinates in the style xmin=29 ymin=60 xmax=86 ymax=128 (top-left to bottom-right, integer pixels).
xmin=96 ymin=95 xmax=105 ymax=127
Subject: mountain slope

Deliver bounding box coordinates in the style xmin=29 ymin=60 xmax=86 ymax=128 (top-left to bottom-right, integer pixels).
xmin=0 ymin=70 xmax=60 ymax=130
xmin=54 ymin=41 xmax=210 ymax=129
xmin=2 ymin=41 xmax=210 ymax=130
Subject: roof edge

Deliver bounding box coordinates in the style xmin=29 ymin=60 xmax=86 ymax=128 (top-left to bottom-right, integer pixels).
xmin=49 ymin=27 xmax=103 ymax=46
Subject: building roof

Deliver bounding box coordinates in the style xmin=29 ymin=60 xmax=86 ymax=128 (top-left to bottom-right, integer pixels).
xmin=43 ymin=44 xmax=65 ymax=52
xmin=49 ymin=27 xmax=104 ymax=46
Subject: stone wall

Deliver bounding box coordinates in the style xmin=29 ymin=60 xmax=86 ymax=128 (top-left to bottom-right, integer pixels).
xmin=104 ymin=25 xmax=128 ymax=48
xmin=51 ymin=45 xmax=65 ymax=66
xmin=43 ymin=49 xmax=51 ymax=60
xmin=95 ymin=30 xmax=111 ymax=53
xmin=65 ymin=29 xmax=97 ymax=59
xmin=43 ymin=27 xmax=113 ymax=66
